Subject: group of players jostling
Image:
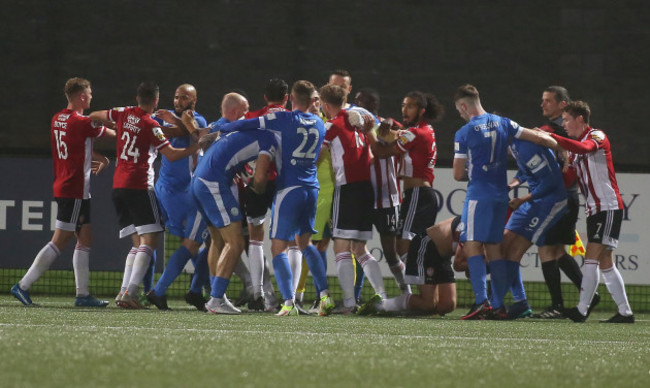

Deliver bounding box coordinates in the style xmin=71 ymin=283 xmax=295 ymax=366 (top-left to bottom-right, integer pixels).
xmin=10 ymin=70 xmax=634 ymax=323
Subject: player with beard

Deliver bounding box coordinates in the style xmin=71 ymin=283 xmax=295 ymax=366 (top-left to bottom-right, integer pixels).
xmin=142 ymin=84 xmax=211 ymax=311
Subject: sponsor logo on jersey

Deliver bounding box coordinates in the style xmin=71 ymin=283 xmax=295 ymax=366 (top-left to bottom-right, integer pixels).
xmin=590 ymin=130 xmax=605 ymax=143
xmin=152 ymin=127 xmax=166 ymax=142
xmin=127 ymin=115 xmax=141 ymax=125
xmin=526 ymin=154 xmax=543 ymax=170
xmin=57 ymin=114 xmax=71 ymax=121
xmin=398 ymin=130 xmax=415 ymax=145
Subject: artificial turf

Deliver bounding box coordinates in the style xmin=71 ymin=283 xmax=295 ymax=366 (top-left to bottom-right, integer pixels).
xmin=1 ymin=296 xmax=648 ymax=388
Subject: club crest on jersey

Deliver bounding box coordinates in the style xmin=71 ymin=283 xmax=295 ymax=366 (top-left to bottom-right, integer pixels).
xmin=526 ymin=154 xmax=543 ymax=170
xmin=590 ymin=131 xmax=605 ymax=143
xmin=152 ymin=127 xmax=166 ymax=141
xmin=230 ymin=207 xmax=239 ymax=217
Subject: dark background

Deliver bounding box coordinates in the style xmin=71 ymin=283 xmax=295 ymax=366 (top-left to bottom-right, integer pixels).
xmin=1 ymin=0 xmax=649 ymax=170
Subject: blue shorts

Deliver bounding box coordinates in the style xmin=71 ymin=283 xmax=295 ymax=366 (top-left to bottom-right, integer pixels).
xmin=506 ymin=198 xmax=567 ymax=246
xmin=460 ymin=197 xmax=508 ymax=243
xmin=155 ymin=183 xmax=208 ymax=242
xmin=191 ymin=176 xmax=242 ymax=229
xmin=269 ymin=186 xmax=318 ymax=241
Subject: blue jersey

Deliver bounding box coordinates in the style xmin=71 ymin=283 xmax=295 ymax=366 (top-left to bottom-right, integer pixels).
xmin=153 ymin=110 xmax=207 ymax=191
xmin=221 ymin=110 xmax=325 ymax=190
xmin=454 ymin=113 xmax=522 ymax=199
xmin=193 ymin=130 xmax=278 ymax=183
xmin=509 ymin=138 xmax=566 ymax=203
xmin=208 ymin=117 xmax=230 ymax=134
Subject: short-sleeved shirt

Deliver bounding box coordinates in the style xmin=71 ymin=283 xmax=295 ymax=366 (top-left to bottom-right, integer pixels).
xmin=220 ymin=110 xmax=325 ymax=190
xmin=108 ymin=106 xmax=169 ymax=190
xmin=50 ymin=109 xmax=106 ymax=199
xmin=323 ymin=110 xmax=372 ymax=186
xmin=454 ymin=113 xmax=523 ymax=199
xmin=396 ymin=120 xmax=437 ymax=186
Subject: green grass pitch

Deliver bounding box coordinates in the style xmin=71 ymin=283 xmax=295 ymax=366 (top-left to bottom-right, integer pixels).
xmin=1 ymin=296 xmax=648 ymax=388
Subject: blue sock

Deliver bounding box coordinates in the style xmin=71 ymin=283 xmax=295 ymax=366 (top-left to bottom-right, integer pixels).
xmin=272 ymin=252 xmax=294 ymax=301
xmin=487 ymin=259 xmax=510 ymax=309
xmin=354 ymin=258 xmax=365 ymax=300
xmin=303 ymin=245 xmax=328 ymax=293
xmin=189 ymin=248 xmax=209 ymax=294
xmin=154 ymin=246 xmax=192 ymax=297
xmin=210 ymin=276 xmax=230 ymax=299
xmin=507 ymin=260 xmax=527 ymax=302
xmin=467 ymin=255 xmax=488 ymax=304
xmin=143 ymin=250 xmax=156 ymax=293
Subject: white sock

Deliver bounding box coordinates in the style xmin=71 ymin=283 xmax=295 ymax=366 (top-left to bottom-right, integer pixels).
xmin=248 ymin=240 xmax=265 ymax=298
xmin=358 ymin=253 xmax=386 ymax=299
xmin=288 ymin=246 xmax=302 ymax=294
xmin=295 ymin=291 xmax=304 ymax=303
xmin=120 ymin=247 xmax=138 ymax=294
xmin=319 ymin=289 xmax=330 ymax=299
xmin=381 ymin=293 xmax=410 ymax=312
xmin=601 ymin=265 xmax=633 ymax=316
xmin=73 ymin=244 xmax=91 ymax=297
xmin=577 ymin=259 xmax=599 ymax=315
xmin=335 ymin=252 xmax=356 ymax=308
xmin=20 ymin=241 xmax=60 ymax=290
xmin=233 ymin=257 xmax=253 ymax=290
xmin=127 ymin=245 xmax=153 ymax=295
xmin=262 ymin=259 xmax=275 ymax=296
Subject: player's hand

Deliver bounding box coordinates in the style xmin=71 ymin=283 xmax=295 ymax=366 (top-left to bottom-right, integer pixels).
xmin=509 ymin=197 xmax=525 ymax=210
xmin=360 ymin=114 xmax=375 ymax=133
xmin=181 ymin=110 xmax=198 ymax=131
xmin=155 ymin=109 xmax=177 ymax=124
xmin=558 ymin=149 xmax=570 ymax=172
xmin=380 ymin=118 xmax=397 ymax=137
xmin=92 ymin=156 xmax=110 ymax=175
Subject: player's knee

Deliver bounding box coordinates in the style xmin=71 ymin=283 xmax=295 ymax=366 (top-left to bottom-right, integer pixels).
xmin=436 ymin=299 xmax=456 ymax=315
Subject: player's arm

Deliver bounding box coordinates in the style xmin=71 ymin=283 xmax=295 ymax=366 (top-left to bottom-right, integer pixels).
xmin=518 ymin=127 xmax=561 ymax=151
xmin=155 ymin=110 xmax=190 ymax=138
xmin=219 ymin=116 xmax=264 ymax=134
xmin=317 ymin=143 xmax=329 ymax=165
xmin=550 ymin=133 xmax=598 ymax=154
xmin=453 ymin=156 xmax=468 ymax=181
xmin=89 ymin=110 xmax=111 ymax=124
xmin=181 ymin=110 xmax=212 ymax=139
xmin=250 ymin=153 xmax=272 ymax=194
xmin=158 ymin=143 xmax=199 ymax=162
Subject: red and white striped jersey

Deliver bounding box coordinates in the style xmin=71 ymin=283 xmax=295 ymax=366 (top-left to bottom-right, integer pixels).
xmin=555 ymin=127 xmax=623 ymax=216
xmin=370 ymin=146 xmax=400 ymax=209
xmin=323 ymin=110 xmax=371 ymax=186
xmin=396 ymin=121 xmax=437 ymax=185
xmin=108 ymin=106 xmax=170 ymax=190
xmin=50 ymin=109 xmax=106 ymax=199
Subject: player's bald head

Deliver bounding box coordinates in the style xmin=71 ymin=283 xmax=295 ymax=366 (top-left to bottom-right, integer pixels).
xmin=176 ymin=84 xmax=197 ymax=99
xmin=221 ymin=92 xmax=249 ymax=120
